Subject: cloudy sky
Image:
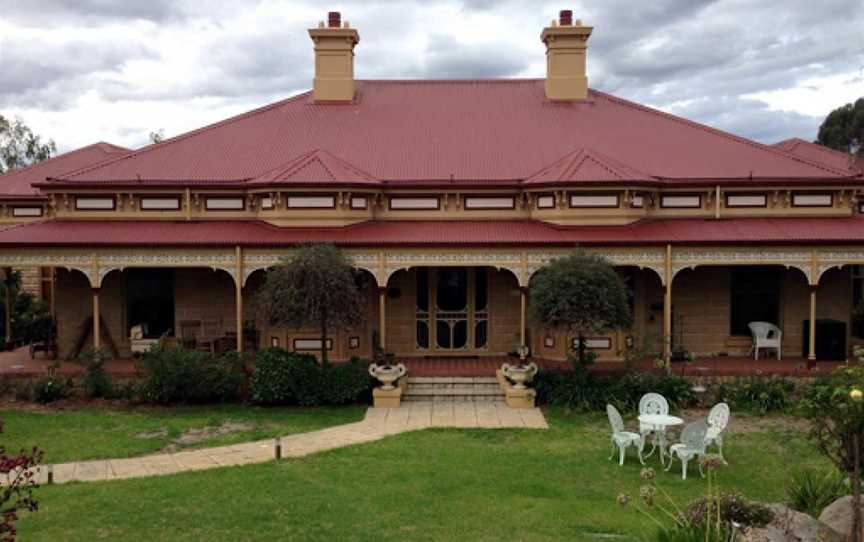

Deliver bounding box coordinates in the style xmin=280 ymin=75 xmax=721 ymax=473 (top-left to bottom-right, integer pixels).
xmin=1 ymin=0 xmax=862 ymax=153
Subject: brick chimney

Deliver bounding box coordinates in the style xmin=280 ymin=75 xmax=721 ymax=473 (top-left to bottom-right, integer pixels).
xmin=308 ymin=11 xmax=360 ymax=102
xmin=541 ymin=10 xmax=593 ymax=101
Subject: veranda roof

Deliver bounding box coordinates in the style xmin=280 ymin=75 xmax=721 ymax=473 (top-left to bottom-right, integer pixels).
xmin=3 ymin=217 xmax=864 ymax=247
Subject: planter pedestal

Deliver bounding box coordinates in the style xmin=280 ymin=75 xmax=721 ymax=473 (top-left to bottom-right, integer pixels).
xmin=373 ymin=385 xmax=402 ymax=408
xmin=496 ymin=368 xmax=537 ymax=409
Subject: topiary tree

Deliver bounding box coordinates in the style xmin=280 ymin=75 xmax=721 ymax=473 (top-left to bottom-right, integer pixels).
xmin=529 ymin=251 xmax=632 ymax=366
xmin=255 ymin=243 xmax=366 ymax=363
xmin=802 ymin=365 xmax=864 ymax=541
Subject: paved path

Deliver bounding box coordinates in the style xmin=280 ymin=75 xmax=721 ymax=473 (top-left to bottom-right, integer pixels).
xmin=34 ymin=403 xmax=547 ymax=485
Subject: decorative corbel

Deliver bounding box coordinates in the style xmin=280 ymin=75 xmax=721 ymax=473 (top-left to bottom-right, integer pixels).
xmin=455 ymin=193 xmax=462 ymax=210
xmin=63 ymin=194 xmax=70 ymax=210
xmin=557 ymin=190 xmax=566 ymax=209
xmin=784 ymin=190 xmax=791 ymax=207
xmin=193 ymin=193 xmax=202 ymax=210
xmin=247 ymin=193 xmax=257 ymax=210
xmin=127 ymin=193 xmax=137 ymax=211
xmin=442 ymin=193 xmax=450 ymax=211
xmin=705 ymin=189 xmax=714 ymax=207
xmin=343 ymin=192 xmax=352 ymax=209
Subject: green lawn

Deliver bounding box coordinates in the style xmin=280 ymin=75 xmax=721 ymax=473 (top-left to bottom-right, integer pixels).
xmin=0 ymin=404 xmax=365 ymax=463
xmin=16 ymin=408 xmax=829 ymax=541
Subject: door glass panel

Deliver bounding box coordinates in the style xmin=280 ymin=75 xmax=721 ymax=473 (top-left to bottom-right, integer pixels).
xmin=437 ymin=268 xmax=467 ymax=311
xmin=416 ymin=320 xmax=429 ymax=349
xmin=452 ymin=321 xmax=468 ymax=349
xmin=475 ymin=268 xmax=488 ymax=311
xmin=474 ymin=320 xmax=488 ymax=348
xmin=436 ymin=320 xmax=451 ymax=348
xmin=416 ymin=268 xmax=429 ymax=312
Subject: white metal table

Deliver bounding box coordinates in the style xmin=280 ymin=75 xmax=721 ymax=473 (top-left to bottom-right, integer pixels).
xmin=638 ymin=413 xmax=684 ymax=466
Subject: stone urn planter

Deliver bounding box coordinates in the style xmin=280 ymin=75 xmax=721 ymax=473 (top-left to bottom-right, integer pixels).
xmin=501 ymin=362 xmax=538 ymax=389
xmin=369 ymin=363 xmax=407 ymax=391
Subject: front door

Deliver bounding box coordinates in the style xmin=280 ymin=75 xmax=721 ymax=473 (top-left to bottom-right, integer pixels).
xmin=415 ymin=267 xmax=488 ymax=352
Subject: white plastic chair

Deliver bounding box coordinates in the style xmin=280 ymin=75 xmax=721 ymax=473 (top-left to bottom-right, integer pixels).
xmin=705 ymin=402 xmax=730 ymax=464
xmin=639 ymin=393 xmax=669 ymax=457
xmin=748 ymin=321 xmax=782 ymax=360
xmin=666 ymin=420 xmax=708 ymax=480
xmin=606 ymin=404 xmax=644 ymax=466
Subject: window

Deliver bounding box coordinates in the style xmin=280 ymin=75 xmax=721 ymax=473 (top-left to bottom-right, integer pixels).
xmin=661 ymin=194 xmax=701 ymax=208
xmin=792 ymin=193 xmax=832 ymax=207
xmin=536 ymin=194 xmax=555 ymax=209
xmin=350 ymin=196 xmax=367 ymax=209
xmin=464 ymin=196 xmax=514 ymax=210
xmin=75 ymin=196 xmax=115 ymax=210
xmin=140 ymin=196 xmax=181 ymax=211
xmin=569 ymin=194 xmax=619 ymax=208
xmin=726 ymin=194 xmax=767 ymax=208
xmin=286 ymin=196 xmax=335 ymax=209
xmin=260 ymin=196 xmax=274 ymax=210
xmin=205 ymin=197 xmax=244 ymax=211
xmin=390 ymin=197 xmax=439 ymax=210
xmin=729 ymin=267 xmax=780 ymax=336
xmin=12 ymin=206 xmax=42 ymax=217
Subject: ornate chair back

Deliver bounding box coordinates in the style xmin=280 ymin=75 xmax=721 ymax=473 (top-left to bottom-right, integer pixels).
xmin=706 ymin=402 xmax=730 ymax=440
xmin=681 ymin=420 xmax=709 ymax=452
xmin=606 ymin=404 xmax=625 ymax=434
xmin=639 ymin=393 xmax=669 ymax=416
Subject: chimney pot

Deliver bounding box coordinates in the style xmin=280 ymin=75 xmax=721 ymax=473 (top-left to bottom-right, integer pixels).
xmin=559 ymin=9 xmax=573 ymax=26
xmin=328 ymin=11 xmax=341 ymax=28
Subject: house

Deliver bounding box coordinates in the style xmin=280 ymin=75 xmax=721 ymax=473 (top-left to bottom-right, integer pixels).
xmin=1 ymin=10 xmax=863 ymax=366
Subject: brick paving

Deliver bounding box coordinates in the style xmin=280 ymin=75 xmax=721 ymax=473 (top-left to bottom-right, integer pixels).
xmin=31 ymin=403 xmax=548 ymax=485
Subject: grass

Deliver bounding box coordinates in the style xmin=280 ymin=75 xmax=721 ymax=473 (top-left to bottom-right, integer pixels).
xmin=16 ymin=408 xmax=829 ymax=541
xmin=0 ymin=404 xmax=365 ymax=463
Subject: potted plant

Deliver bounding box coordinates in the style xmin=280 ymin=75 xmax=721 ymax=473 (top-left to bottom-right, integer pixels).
xmin=501 ymin=344 xmax=538 ymax=389
xmin=367 ymin=331 xmax=406 ymax=390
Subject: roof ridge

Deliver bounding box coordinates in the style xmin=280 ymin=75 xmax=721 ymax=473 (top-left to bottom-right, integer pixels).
xmin=0 ymin=142 xmax=128 ymax=181
xmin=591 ymin=89 xmax=852 ymax=178
xmin=63 ymin=91 xmax=313 ymax=180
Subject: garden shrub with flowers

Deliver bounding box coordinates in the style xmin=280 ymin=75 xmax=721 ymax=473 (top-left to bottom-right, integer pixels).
xmin=0 ymin=420 xmax=41 ymax=541
xmin=801 ymin=364 xmax=864 ymax=542
xmin=617 ymin=457 xmax=771 ymax=541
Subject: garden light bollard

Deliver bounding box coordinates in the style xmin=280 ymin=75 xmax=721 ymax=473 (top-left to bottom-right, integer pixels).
xmin=274 ymin=437 xmax=282 ymax=461
xmin=47 ymin=464 xmax=53 ymax=484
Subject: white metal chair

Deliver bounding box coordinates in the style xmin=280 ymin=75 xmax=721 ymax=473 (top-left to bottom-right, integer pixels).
xmin=606 ymin=404 xmax=644 ymax=466
xmin=666 ymin=420 xmax=708 ymax=480
xmin=705 ymin=402 xmax=730 ymax=464
xmin=639 ymin=393 xmax=669 ymax=457
xmin=748 ymin=321 xmax=782 ymax=360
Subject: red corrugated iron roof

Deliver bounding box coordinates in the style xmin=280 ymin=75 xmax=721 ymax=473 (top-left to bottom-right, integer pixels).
xmin=524 ymin=148 xmax=654 ymax=184
xmin=773 ymin=138 xmax=863 ymax=176
xmin=48 ymin=81 xmax=852 ymax=187
xmin=3 ymin=217 xmax=864 ymax=247
xmin=0 ymin=142 xmax=130 ymax=198
xmin=249 ymin=149 xmax=380 ymax=186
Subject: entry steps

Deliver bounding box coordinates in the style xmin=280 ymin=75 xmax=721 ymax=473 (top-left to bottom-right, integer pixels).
xmin=402 ymin=376 xmax=505 ymax=403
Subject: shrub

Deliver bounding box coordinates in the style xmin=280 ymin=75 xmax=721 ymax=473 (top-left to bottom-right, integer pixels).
xmin=77 ymin=349 xmax=112 ymax=399
xmin=716 ymin=376 xmax=797 ymax=414
xmin=250 ymin=348 xmax=371 ymax=406
xmin=136 ymin=344 xmax=245 ymax=405
xmin=534 ymin=367 xmax=694 ymax=412
xmin=683 ymin=492 xmax=773 ymax=530
xmin=33 ymin=374 xmax=69 ymax=404
xmin=786 ymin=468 xmax=848 ymax=518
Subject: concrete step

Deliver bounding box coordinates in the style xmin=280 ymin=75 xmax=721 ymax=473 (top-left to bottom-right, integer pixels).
xmin=402 ymin=376 xmax=505 ymax=403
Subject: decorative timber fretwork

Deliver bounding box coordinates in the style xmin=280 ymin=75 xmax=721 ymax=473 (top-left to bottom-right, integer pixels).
xmin=2 ymin=245 xmax=864 ymax=289
xmin=669 ymin=248 xmax=813 ymax=285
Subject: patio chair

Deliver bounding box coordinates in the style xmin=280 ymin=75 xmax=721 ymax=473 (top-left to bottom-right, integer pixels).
xmin=748 ymin=321 xmax=782 ymax=360
xmin=665 ymin=420 xmax=709 ymax=480
xmin=705 ymin=402 xmax=730 ymax=464
xmin=196 ymin=316 xmax=224 ymax=354
xmin=606 ymin=404 xmax=644 ymax=466
xmin=638 ymin=393 xmax=669 ymax=455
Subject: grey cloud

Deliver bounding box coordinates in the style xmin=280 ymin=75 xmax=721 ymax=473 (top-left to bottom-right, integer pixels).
xmin=0 ymin=0 xmax=192 ymax=24
xmin=423 ymin=34 xmax=530 ymax=78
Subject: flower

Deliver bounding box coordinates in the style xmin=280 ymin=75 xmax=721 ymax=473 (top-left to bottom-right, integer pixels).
xmin=851 ymin=388 xmax=863 ymax=401
xmin=700 ymin=454 xmax=724 ymax=470
xmin=640 ymin=467 xmax=656 ymax=481
xmin=640 ymin=485 xmax=656 ymax=506
xmin=616 ymin=493 xmax=631 ymax=507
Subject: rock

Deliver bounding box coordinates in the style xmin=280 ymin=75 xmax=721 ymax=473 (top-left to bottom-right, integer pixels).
xmin=743 ymin=503 xmax=842 ymax=542
xmin=819 ymin=495 xmax=864 ymax=540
